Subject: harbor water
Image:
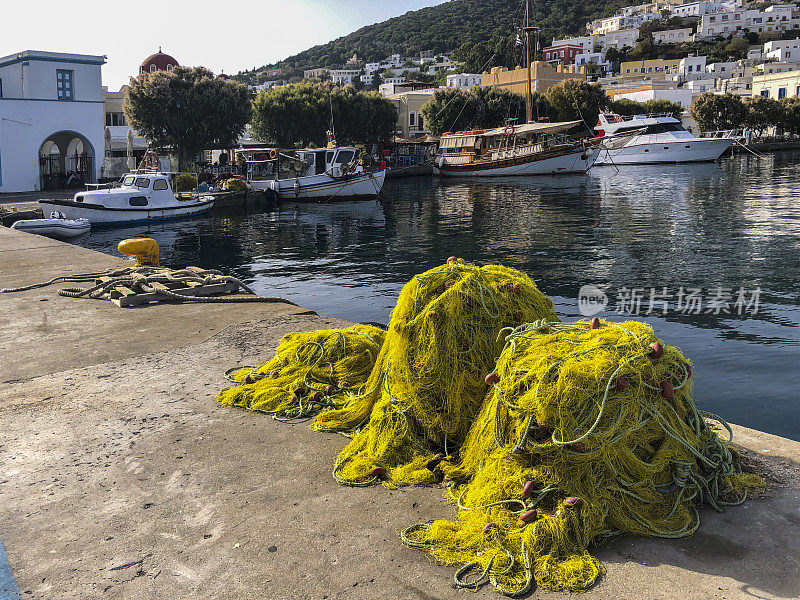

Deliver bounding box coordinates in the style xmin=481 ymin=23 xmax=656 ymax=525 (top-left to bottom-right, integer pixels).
xmin=74 ymin=151 xmax=800 ymax=442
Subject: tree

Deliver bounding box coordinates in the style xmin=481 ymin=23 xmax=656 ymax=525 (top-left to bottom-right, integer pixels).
xmin=251 ymin=82 xmax=396 ymax=147
xmin=690 ymin=92 xmax=747 ymax=132
xmin=124 ymin=66 xmax=251 ymax=170
xmin=743 ymin=95 xmax=784 ymax=137
xmin=421 ymin=86 xmax=539 ymax=136
xmin=544 ymin=79 xmax=608 ymax=123
xmin=608 ymin=97 xmax=684 ymax=119
xmin=781 ymin=96 xmax=800 ymax=134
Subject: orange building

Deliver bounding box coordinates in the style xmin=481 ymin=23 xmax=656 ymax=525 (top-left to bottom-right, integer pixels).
xmin=481 ymin=62 xmax=586 ymax=94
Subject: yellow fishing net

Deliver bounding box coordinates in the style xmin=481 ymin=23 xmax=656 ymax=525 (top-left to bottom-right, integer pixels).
xmin=218 ymin=324 xmax=385 ymax=420
xmin=401 ymin=319 xmax=764 ymax=594
xmin=217 ymin=262 xmax=763 ymax=595
xmin=313 ymin=259 xmax=558 ymax=488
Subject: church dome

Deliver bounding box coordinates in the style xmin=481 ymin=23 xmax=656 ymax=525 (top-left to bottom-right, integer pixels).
xmin=140 ymin=48 xmax=179 ymax=74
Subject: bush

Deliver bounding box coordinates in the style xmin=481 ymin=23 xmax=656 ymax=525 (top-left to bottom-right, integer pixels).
xmin=225 ymin=178 xmax=247 ymax=192
xmin=174 ymin=174 xmax=197 ymax=192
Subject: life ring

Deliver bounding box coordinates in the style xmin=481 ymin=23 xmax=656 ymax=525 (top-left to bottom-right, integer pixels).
xmin=269 ymin=148 xmax=278 ymax=159
xmin=144 ymin=150 xmax=160 ymax=170
xmin=503 ymin=125 xmax=516 ymax=136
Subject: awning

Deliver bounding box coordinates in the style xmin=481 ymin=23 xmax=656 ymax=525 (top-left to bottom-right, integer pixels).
xmin=480 ymin=121 xmax=583 ymax=137
xmin=440 ymin=135 xmax=478 ymax=148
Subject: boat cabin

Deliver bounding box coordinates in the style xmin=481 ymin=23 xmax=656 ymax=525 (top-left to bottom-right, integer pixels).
xmin=595 ymin=113 xmax=688 ymax=138
xmin=244 ymin=146 xmax=364 ymax=182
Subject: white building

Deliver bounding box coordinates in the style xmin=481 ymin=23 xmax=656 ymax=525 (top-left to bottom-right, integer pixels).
xmin=303 ymin=68 xmax=328 ymax=79
xmin=329 ymin=69 xmax=361 ymax=85
xmin=705 ymin=60 xmax=739 ymax=78
xmin=764 ymin=38 xmax=800 ymax=62
xmin=446 ymin=73 xmax=482 ymax=88
xmin=699 ymin=4 xmax=798 ymax=39
xmin=614 ymin=87 xmax=694 ymax=108
xmin=0 ymin=50 xmax=106 ymax=193
xmin=598 ymin=28 xmax=641 ymax=49
xmin=653 ymin=28 xmax=693 ymax=44
xmin=574 ymin=52 xmax=613 ymax=75
xmin=678 ymin=55 xmax=708 ymax=81
xmin=671 ymin=1 xmax=737 ymax=18
xmin=428 ymin=61 xmax=458 ymax=75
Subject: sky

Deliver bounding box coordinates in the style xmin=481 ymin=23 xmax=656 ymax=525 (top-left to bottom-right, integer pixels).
xmin=1 ymin=0 xmax=448 ymax=90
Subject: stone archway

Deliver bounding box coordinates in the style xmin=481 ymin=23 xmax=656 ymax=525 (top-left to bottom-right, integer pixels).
xmin=39 ymin=131 xmax=95 ymax=191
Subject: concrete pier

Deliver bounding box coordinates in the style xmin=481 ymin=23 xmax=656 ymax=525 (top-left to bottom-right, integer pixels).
xmin=1 ymin=226 xmax=799 ymax=600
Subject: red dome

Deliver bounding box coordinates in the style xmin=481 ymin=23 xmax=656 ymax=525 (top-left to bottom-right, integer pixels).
xmin=140 ymin=49 xmax=179 ymax=74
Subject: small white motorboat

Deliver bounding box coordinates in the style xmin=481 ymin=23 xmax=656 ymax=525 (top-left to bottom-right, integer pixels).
xmin=11 ymin=211 xmax=91 ymax=239
xmin=39 ymin=172 xmax=215 ymax=226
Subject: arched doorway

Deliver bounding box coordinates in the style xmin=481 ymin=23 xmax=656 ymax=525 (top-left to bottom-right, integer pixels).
xmin=39 ymin=131 xmax=95 ymax=191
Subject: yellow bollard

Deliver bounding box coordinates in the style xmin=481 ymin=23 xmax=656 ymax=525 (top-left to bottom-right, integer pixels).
xmin=118 ymin=238 xmax=160 ymax=267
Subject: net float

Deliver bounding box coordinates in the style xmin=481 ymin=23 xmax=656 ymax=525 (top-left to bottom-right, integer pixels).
xmin=572 ymin=442 xmax=586 ymax=453
xmin=324 ymin=384 xmax=335 ymax=395
xmin=483 ymin=522 xmax=498 ymax=534
xmin=685 ymin=364 xmax=693 ymax=378
xmin=615 ymin=376 xmax=628 ymax=392
xmin=313 ymin=391 xmax=325 ymax=401
xmin=590 ymin=317 xmax=601 ymax=329
xmin=428 ymin=311 xmax=438 ymax=319
xmin=269 ymin=370 xmax=280 ymax=378
xmin=485 ymin=372 xmax=500 ymax=385
xmin=369 ymin=466 xmax=387 ymax=480
xmin=648 ymin=342 xmax=664 ymax=359
xmin=522 ymin=481 xmax=536 ymax=499
xmin=517 ymin=509 xmax=538 ymax=527
xmin=444 ymin=280 xmax=455 ymax=289
xmin=512 ymin=282 xmax=521 ymax=294
xmin=293 ymin=386 xmax=305 ymax=396
xmin=447 ymin=256 xmax=458 ymax=264
xmin=661 ymin=381 xmax=675 ymax=399
xmin=564 ymin=496 xmax=583 ymax=509
xmin=425 ymin=453 xmax=446 ymax=471
xmin=243 ymin=373 xmax=255 ymax=384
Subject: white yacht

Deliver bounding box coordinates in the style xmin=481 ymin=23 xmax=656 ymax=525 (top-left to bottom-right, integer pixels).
xmin=245 ymin=146 xmax=387 ymax=201
xmin=594 ymin=113 xmax=736 ymax=165
xmin=39 ymin=173 xmax=215 ymax=225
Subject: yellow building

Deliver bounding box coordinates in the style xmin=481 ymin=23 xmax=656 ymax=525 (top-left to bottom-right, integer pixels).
xmin=389 ymin=91 xmax=437 ymax=138
xmin=481 ymin=62 xmax=585 ymax=94
xmin=619 ymin=59 xmax=681 ymax=80
xmin=751 ymin=70 xmax=800 ymax=100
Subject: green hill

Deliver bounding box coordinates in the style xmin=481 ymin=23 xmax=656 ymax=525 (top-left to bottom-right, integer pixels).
xmin=235 ymin=0 xmax=637 ymax=84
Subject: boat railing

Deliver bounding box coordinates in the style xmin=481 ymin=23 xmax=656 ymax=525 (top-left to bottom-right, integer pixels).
xmin=702 ymin=129 xmax=742 ymax=139
xmin=612 ymin=113 xmax=678 ymax=122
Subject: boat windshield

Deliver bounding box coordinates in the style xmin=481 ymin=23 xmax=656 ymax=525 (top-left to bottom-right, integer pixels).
xmin=335 ymin=150 xmax=356 ymax=164
xmin=134 ymin=177 xmax=150 ymax=188
xmin=615 ymin=123 xmax=686 ymax=135
xmin=122 ymin=175 xmax=135 ymax=186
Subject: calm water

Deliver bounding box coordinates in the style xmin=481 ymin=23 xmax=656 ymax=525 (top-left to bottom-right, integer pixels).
xmin=73 ymin=152 xmax=800 ymax=441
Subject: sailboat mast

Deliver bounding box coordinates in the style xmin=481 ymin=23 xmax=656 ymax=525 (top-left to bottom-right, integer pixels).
xmin=525 ymin=0 xmax=532 ymax=124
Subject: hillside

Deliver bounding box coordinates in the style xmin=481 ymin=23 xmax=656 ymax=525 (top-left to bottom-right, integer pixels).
xmin=235 ymin=0 xmax=637 ymax=84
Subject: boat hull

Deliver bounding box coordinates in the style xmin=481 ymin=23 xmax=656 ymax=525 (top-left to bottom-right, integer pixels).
xmin=38 ymin=198 xmax=215 ymax=226
xmin=595 ymin=138 xmax=734 ymax=165
xmin=432 ymin=148 xmax=598 ymax=177
xmin=249 ymin=169 xmax=387 ymax=201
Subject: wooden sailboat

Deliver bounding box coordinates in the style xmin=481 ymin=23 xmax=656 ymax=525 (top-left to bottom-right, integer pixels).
xmin=432 ymin=0 xmax=599 ymax=177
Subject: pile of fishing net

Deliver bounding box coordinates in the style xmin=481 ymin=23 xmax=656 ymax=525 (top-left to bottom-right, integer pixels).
xmin=219 ymin=324 xmax=385 ymax=420
xmin=217 ymin=259 xmax=762 ymax=595
xmin=401 ymin=319 xmax=762 ymax=594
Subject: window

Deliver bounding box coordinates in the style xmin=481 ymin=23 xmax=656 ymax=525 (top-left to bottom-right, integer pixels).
xmin=796 ymin=85 xmax=800 ymax=96
xmin=134 ymin=177 xmax=150 ymax=188
xmin=0 ymin=78 xmax=3 ymax=98
xmin=761 ymin=89 xmax=770 ymax=97
xmin=710 ymin=15 xmax=716 ymax=21
xmin=153 ymin=179 xmax=168 ymax=190
xmin=335 ymin=150 xmax=355 ymax=164
xmin=722 ymin=14 xmax=728 ymax=20
xmin=129 ymin=196 xmax=148 ymax=207
xmin=779 ymin=87 xmax=787 ymax=99
xmin=626 ymin=68 xmax=631 ymax=73
xmin=56 ymin=69 xmax=73 ymax=100
xmin=788 ymin=52 xmax=792 ymax=58
xmin=150 ymin=64 xmax=156 ymax=73
xmin=409 ymin=112 xmax=416 ymax=127
xmin=166 ymin=64 xmax=173 ymax=72
xmin=122 ymin=175 xmax=135 ymax=186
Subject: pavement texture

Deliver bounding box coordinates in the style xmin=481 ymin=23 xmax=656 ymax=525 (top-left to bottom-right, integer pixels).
xmin=1 ymin=226 xmax=799 ymax=600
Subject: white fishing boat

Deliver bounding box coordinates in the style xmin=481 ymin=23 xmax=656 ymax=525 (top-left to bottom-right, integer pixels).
xmin=245 ymin=146 xmax=387 ymax=201
xmin=433 ymin=122 xmax=599 ymax=177
xmin=11 ymin=211 xmax=91 ymax=238
xmin=594 ymin=113 xmax=736 ymax=165
xmin=39 ymin=172 xmax=215 ymax=226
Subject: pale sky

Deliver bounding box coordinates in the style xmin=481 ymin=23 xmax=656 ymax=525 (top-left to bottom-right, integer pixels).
xmin=2 ymin=0 xmax=447 ymax=90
